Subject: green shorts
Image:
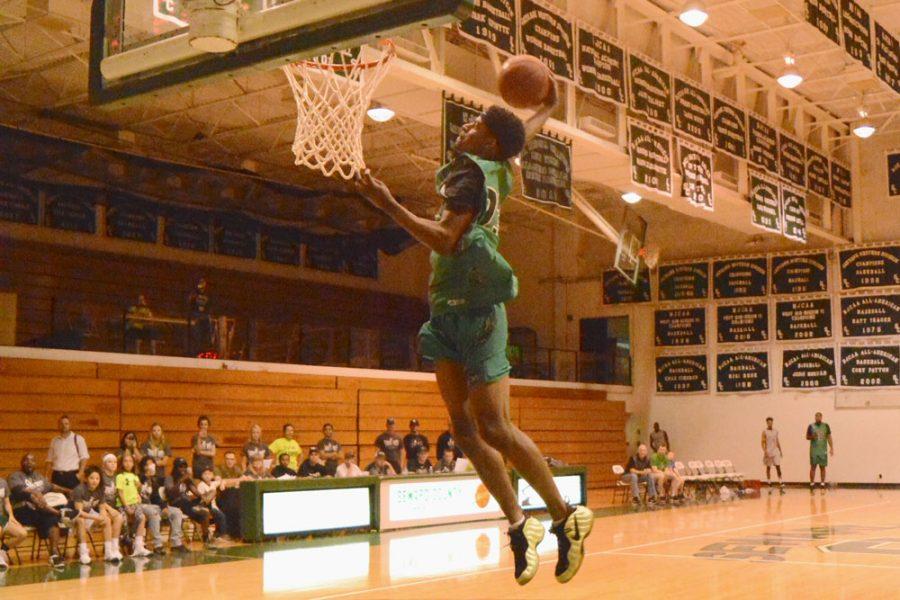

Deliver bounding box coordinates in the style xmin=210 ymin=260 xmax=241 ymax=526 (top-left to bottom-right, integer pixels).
xmin=0 ymin=513 xmax=8 ymax=528
xmin=419 ymin=303 xmax=511 ymax=388
xmin=810 ymin=452 xmax=828 ymax=467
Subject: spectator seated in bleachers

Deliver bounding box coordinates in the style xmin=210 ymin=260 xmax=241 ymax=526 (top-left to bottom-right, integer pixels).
xmin=118 ymin=431 xmax=144 ymax=464
xmin=242 ymin=424 xmax=272 ymax=475
xmin=196 ymin=468 xmax=230 ymax=546
xmin=437 ymin=421 xmax=464 ymax=459
xmin=403 ymin=419 xmax=430 ymax=467
xmin=137 ymin=457 xmax=185 ymax=555
xmin=316 ymin=423 xmax=343 ymax=477
xmin=299 ymin=448 xmax=328 ymax=478
xmin=191 ymin=415 xmax=217 ymax=480
xmin=9 ymin=453 xmax=71 ymax=568
xmin=140 ymin=423 xmax=172 ymax=478
xmin=271 ymin=453 xmax=298 ymax=479
xmin=0 ymin=475 xmax=27 ymax=570
xmin=71 ymin=465 xmax=122 ymax=565
xmin=116 ymin=454 xmax=152 ymax=557
xmin=164 ymin=458 xmax=212 ymax=545
xmin=374 ymin=418 xmax=403 ymax=475
xmin=365 ymin=451 xmax=397 ymax=477
xmin=243 ymin=456 xmax=271 ymax=480
xmin=622 ymin=444 xmax=658 ymax=507
xmin=408 ymin=447 xmax=433 ymax=475
xmin=214 ymin=452 xmax=245 ymax=540
xmin=436 ymin=448 xmax=457 ymax=474
xmin=650 ymin=446 xmax=684 ymax=503
xmin=335 ymin=451 xmax=364 ymax=478
xmin=125 ymin=293 xmax=161 ymax=355
xmin=269 ymin=423 xmax=302 ymax=474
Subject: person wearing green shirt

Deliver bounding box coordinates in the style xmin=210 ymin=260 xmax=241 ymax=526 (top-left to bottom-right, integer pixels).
xmin=806 ymin=412 xmax=834 ymax=493
xmin=353 ymin=81 xmax=593 ymax=587
xmin=268 ymin=424 xmax=302 ymax=472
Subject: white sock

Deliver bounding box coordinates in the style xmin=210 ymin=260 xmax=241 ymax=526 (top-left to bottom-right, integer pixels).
xmin=104 ymin=540 xmax=111 ymax=556
xmin=509 ymin=516 xmax=526 ymax=530
xmin=79 ymin=542 xmax=89 ymax=554
xmin=135 ymin=535 xmax=144 ymax=548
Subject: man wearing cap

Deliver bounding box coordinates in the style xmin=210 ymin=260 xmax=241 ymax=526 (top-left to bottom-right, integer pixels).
xmin=335 ymin=451 xmax=364 ymax=478
xmin=300 ymin=448 xmax=328 ymax=478
xmin=403 ymin=419 xmax=430 ymax=465
xmin=374 ymin=419 xmax=403 ymax=474
xmin=365 ymin=451 xmax=396 ymax=477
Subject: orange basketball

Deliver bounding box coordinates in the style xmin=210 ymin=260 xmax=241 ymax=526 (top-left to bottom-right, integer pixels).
xmin=498 ymin=55 xmax=552 ymax=108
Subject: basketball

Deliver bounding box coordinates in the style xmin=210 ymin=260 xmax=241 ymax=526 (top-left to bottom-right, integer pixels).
xmin=498 ymin=55 xmax=552 ymax=108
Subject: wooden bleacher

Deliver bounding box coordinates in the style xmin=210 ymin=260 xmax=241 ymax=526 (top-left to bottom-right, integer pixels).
xmin=0 ymin=354 xmax=626 ymax=490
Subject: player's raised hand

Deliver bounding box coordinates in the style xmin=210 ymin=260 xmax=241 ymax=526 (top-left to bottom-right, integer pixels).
xmin=353 ymin=169 xmax=393 ymax=210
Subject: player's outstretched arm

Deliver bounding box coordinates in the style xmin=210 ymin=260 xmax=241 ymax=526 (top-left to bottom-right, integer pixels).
xmin=523 ymin=80 xmax=559 ymax=143
xmin=354 ymin=170 xmax=474 ymax=255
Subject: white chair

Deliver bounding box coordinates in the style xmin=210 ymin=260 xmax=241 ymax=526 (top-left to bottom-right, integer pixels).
xmin=675 ymin=460 xmax=699 ymax=501
xmin=723 ymin=459 xmax=745 ymax=486
xmin=611 ymin=465 xmax=629 ymax=504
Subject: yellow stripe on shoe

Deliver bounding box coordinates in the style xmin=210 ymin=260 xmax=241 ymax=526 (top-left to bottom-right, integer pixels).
xmin=552 ymin=505 xmax=594 ymax=584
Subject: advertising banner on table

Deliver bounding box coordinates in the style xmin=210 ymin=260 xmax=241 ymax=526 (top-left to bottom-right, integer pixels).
xmin=576 ymin=24 xmax=626 ymax=105
xmin=749 ymin=171 xmax=781 ymax=234
xmin=519 ymin=0 xmax=575 ymax=81
xmin=889 ymin=151 xmax=900 ymax=197
xmin=0 ymin=180 xmax=38 ymax=225
xmin=627 ymin=53 xmax=672 ymax=125
xmin=771 ymin=252 xmax=828 ymax=294
xmin=717 ymin=352 xmax=769 ymax=393
xmin=779 ymin=133 xmax=806 ymax=189
xmin=520 ymin=132 xmax=572 ymax=207
xmin=775 ymin=298 xmax=832 ymax=341
xmin=713 ymin=257 xmax=768 ymax=299
xmin=831 ymin=160 xmax=853 ymax=207
xmin=806 ymin=148 xmax=831 ymax=199
xmin=105 ymin=194 xmax=159 ymax=243
xmin=840 ymin=294 xmax=900 ymax=337
xmin=459 ymin=0 xmax=517 ymax=55
xmin=748 ymin=115 xmax=779 ymax=174
xmin=658 ymin=262 xmax=709 ymax=301
xmin=656 ymin=355 xmax=708 ymax=393
xmin=840 ymin=0 xmax=872 ymax=69
xmin=603 ymin=269 xmax=651 ymax=304
xmin=781 ymin=184 xmax=808 ymax=244
xmin=839 ymin=245 xmax=900 ymax=289
xmin=840 ymin=345 xmax=900 ymax=388
xmin=673 ymin=78 xmax=712 ymax=144
xmin=655 ymin=307 xmax=706 ymax=347
xmin=380 ymin=475 xmax=504 ymax=530
xmin=629 ymin=120 xmax=672 ymax=196
xmin=874 ymin=23 xmax=900 ymax=95
xmin=164 ymin=206 xmax=211 ymax=252
xmin=712 ymin=97 xmax=747 ymax=159
xmin=717 ymin=303 xmax=769 ymax=343
xmin=805 ymin=0 xmax=841 ymax=46
xmin=678 ymin=139 xmax=713 ymax=211
xmin=782 ymin=348 xmax=837 ymax=389
xmin=44 ymin=188 xmax=97 ymax=233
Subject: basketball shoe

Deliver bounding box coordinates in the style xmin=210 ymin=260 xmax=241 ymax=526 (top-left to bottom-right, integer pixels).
xmin=508 ymin=516 xmax=545 ymax=585
xmin=551 ymin=505 xmax=595 ymax=583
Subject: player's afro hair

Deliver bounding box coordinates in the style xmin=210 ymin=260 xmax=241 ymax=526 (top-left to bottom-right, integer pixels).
xmin=482 ymin=105 xmax=526 ymax=160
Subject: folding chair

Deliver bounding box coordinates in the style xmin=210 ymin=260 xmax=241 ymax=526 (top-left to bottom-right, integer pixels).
xmin=611 ymin=465 xmax=630 ymax=504
xmin=723 ymin=459 xmax=745 ymax=488
xmin=675 ymin=461 xmax=698 ymax=502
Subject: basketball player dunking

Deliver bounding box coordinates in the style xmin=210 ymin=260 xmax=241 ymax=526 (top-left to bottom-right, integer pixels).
xmin=353 ymin=82 xmax=594 ymax=585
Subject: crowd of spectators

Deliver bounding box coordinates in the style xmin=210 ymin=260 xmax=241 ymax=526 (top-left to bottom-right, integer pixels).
xmin=0 ymin=414 xmax=465 ymax=569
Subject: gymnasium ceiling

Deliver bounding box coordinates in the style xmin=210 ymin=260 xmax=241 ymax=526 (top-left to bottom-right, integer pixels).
xmin=0 ymin=0 xmax=897 ymax=263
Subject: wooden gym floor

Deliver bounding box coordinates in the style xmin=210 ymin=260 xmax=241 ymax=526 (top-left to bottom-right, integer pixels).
xmin=2 ymin=489 xmax=899 ymax=599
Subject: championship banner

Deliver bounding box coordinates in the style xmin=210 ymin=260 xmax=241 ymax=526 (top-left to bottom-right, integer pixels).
xmin=713 ymin=257 xmax=768 ymax=299
xmin=344 ymin=238 xmax=379 ymax=279
xmin=782 ymin=348 xmax=837 ymax=389
xmin=874 ymin=23 xmax=900 ymax=95
xmin=105 ymin=193 xmax=159 ymax=244
xmin=806 ymin=148 xmax=831 ymax=199
xmin=712 ymin=97 xmax=747 ymax=159
xmin=840 ymin=294 xmax=900 ymax=337
xmin=305 ymin=236 xmax=346 ymax=273
xmin=629 ymin=119 xmax=672 ymax=197
xmin=673 ymin=78 xmax=712 ymax=144
xmin=805 ymin=0 xmax=841 ymax=46
xmin=831 ymin=160 xmax=853 ymax=207
xmin=840 ymin=345 xmax=900 ymax=388
xmin=889 ymin=151 xmax=900 ymax=197
xmin=628 ymin=53 xmax=672 ymax=125
xmin=44 ymin=187 xmax=97 ymax=234
xmin=678 ymin=139 xmax=713 ymax=211
xmin=775 ymin=298 xmax=832 ymax=340
xmin=840 ymin=0 xmax=872 ymax=69
xmin=656 ymin=355 xmax=708 ymax=393
xmin=654 ymin=307 xmax=706 ymax=347
xmin=779 ymin=133 xmax=806 ymax=189
xmin=781 ymin=184 xmax=808 ymax=244
xmin=748 ymin=115 xmax=779 ymax=174
xmin=459 ymin=0 xmax=517 ymax=55
xmin=164 ymin=206 xmax=211 ymax=252
xmin=717 ymin=352 xmax=769 ymax=393
xmin=603 ymin=269 xmax=651 ymax=304
xmin=749 ymin=171 xmax=781 ymax=234
xmin=519 ymin=0 xmax=575 ymax=81
xmin=214 ymin=213 xmax=258 ymax=259
xmin=261 ymin=224 xmax=302 ymax=266
xmin=658 ymin=262 xmax=709 ymax=301
xmin=771 ymin=252 xmax=828 ymax=294
xmin=0 ymin=180 xmax=39 ymax=225
xmin=576 ymin=24 xmax=626 ymax=105
xmin=717 ymin=303 xmax=769 ymax=343
xmin=442 ymin=95 xmax=481 ymax=164
xmin=839 ymin=245 xmax=900 ymax=289
xmin=520 ymin=132 xmax=572 ymax=207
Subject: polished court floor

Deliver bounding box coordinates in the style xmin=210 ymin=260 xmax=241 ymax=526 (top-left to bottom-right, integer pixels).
xmin=3 ymin=489 xmax=899 ymax=599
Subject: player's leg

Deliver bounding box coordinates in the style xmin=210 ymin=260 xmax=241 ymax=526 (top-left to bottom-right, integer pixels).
xmin=819 ymin=465 xmax=827 ymax=488
xmin=765 ymin=465 xmax=771 ymax=486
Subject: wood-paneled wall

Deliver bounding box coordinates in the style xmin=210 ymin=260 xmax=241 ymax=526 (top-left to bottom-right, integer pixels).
xmin=0 ymin=356 xmax=626 ymax=489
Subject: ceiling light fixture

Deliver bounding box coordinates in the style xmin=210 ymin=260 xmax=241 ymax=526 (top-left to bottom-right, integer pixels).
xmin=622 ymin=192 xmax=642 ymax=204
xmin=852 ymin=102 xmax=876 ymax=139
xmin=679 ymin=0 xmax=709 ymax=27
xmin=777 ymin=53 xmax=803 ymax=89
xmin=366 ymin=105 xmax=396 ymax=122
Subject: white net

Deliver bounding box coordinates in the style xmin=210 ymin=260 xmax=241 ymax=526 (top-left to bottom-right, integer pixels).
xmin=282 ymin=43 xmax=395 ymax=180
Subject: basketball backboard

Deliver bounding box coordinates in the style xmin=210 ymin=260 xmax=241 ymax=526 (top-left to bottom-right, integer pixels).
xmin=613 ymin=206 xmax=646 ymax=287
xmin=89 ymin=0 xmax=473 ymax=105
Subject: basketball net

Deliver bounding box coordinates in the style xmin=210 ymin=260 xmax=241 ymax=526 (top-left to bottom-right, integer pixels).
xmin=282 ymin=41 xmax=395 ymax=180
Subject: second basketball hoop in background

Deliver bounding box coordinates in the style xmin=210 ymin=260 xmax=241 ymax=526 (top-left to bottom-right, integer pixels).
xmin=498 ymin=55 xmax=552 ymax=108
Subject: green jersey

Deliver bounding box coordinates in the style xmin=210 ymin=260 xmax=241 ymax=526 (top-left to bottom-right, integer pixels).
xmin=808 ymin=422 xmax=831 ymax=454
xmin=428 ymin=153 xmax=518 ymax=316
xmin=650 ymin=452 xmax=669 ymax=470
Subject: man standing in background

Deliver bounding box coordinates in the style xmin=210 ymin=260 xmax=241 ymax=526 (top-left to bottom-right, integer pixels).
xmin=806 ymin=412 xmax=833 ymax=493
xmin=375 ymin=418 xmax=403 ymax=474
xmin=316 ymin=423 xmax=343 ymax=477
xmin=46 ymin=415 xmax=89 ymax=490
xmin=403 ymin=419 xmax=430 ymax=466
xmin=761 ymin=417 xmax=785 ymax=494
xmin=649 ymin=422 xmax=669 ymax=453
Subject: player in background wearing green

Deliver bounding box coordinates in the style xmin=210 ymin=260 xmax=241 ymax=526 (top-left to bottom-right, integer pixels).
xmin=806 ymin=412 xmax=833 ymax=493
xmin=353 ymin=83 xmax=593 ymax=586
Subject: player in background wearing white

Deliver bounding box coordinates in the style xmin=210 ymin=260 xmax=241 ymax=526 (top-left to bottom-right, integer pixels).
xmin=761 ymin=417 xmax=785 ymax=494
